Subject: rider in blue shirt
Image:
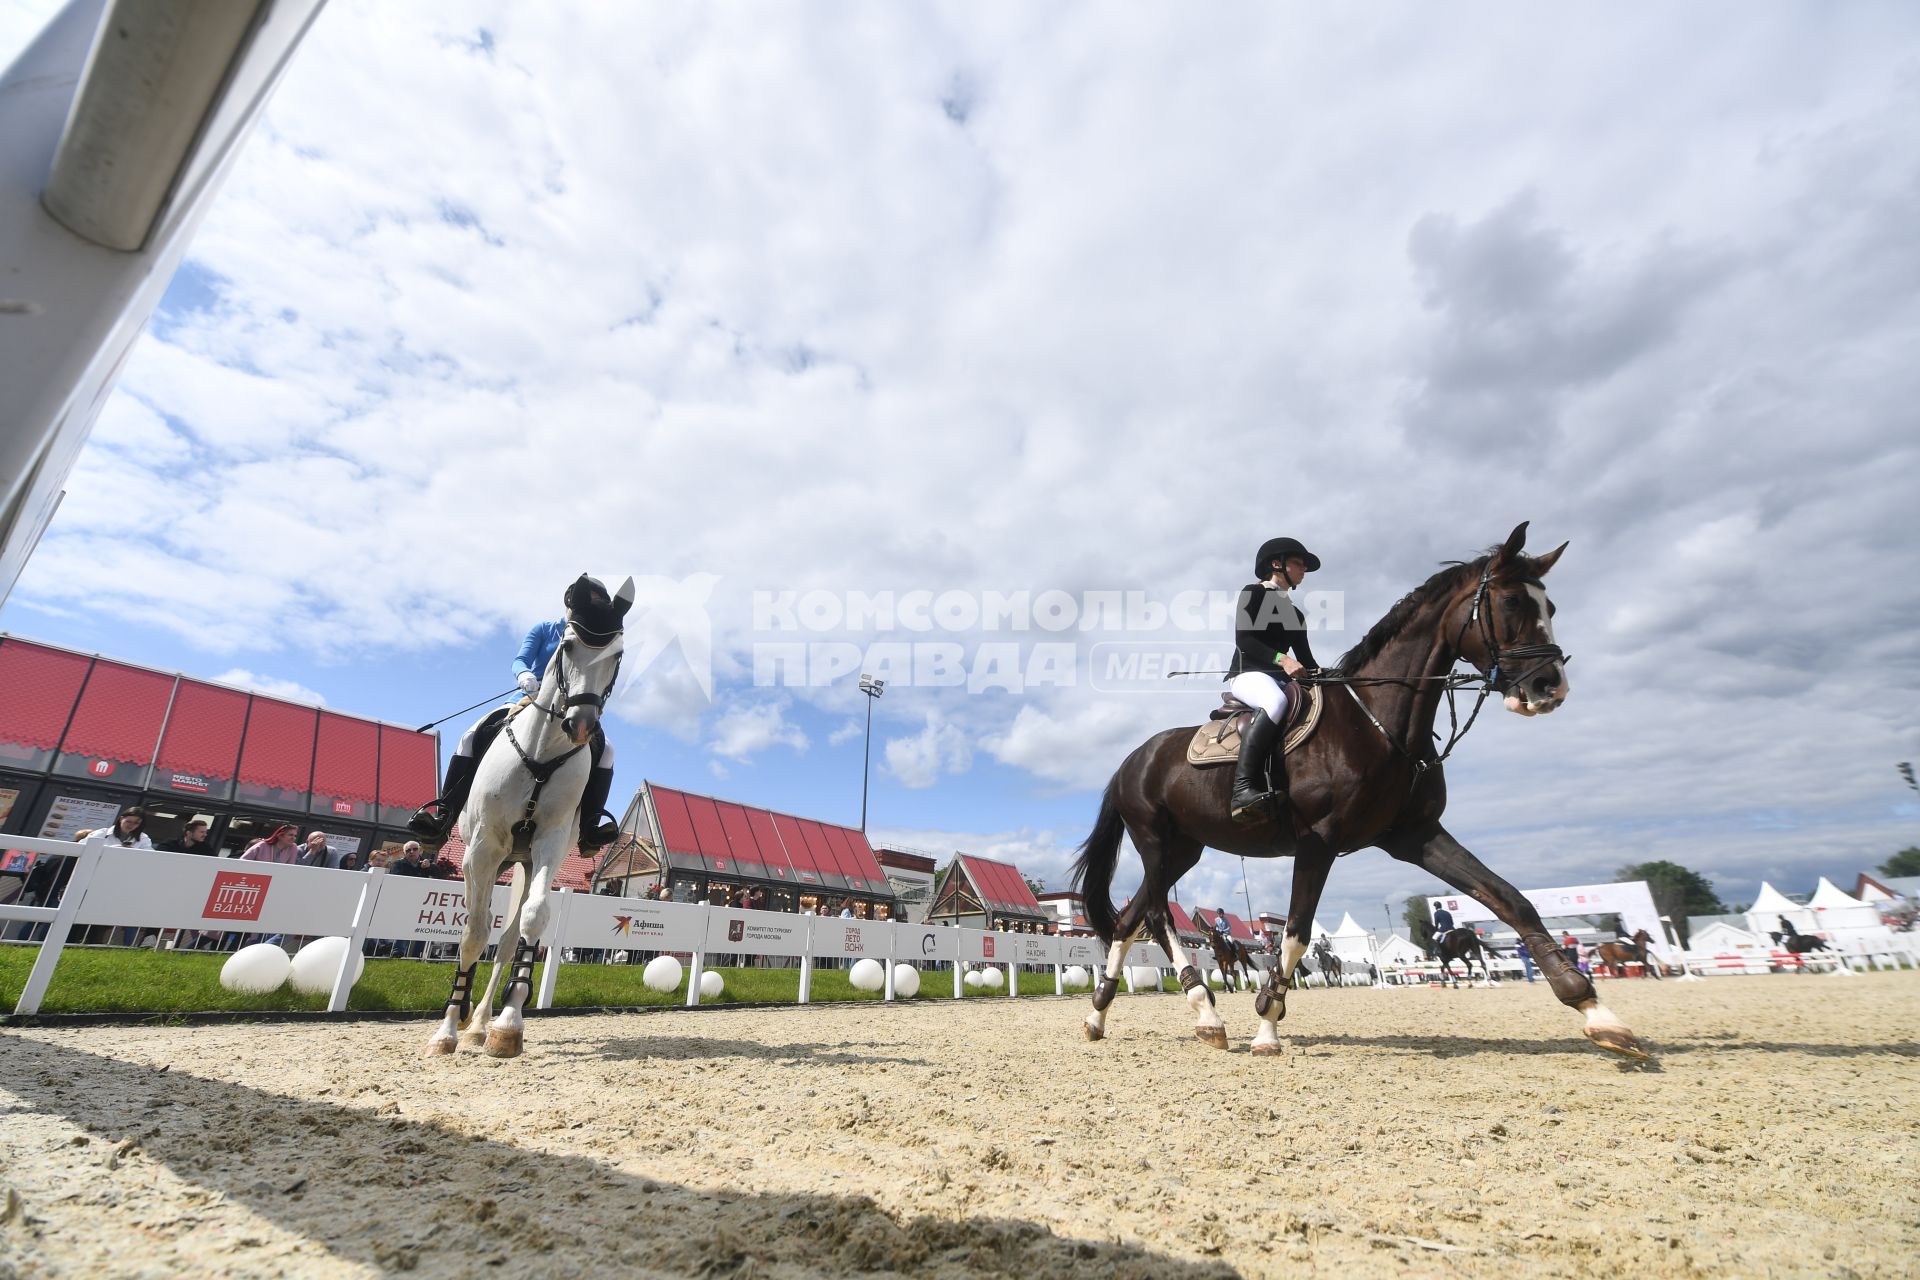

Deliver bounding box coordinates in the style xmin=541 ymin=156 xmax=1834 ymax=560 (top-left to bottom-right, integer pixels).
xmin=1430 ymin=903 xmax=1455 ymax=949
xmin=409 ymin=576 xmax=622 ymax=851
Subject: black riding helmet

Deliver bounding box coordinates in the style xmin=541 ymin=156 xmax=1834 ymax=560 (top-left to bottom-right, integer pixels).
xmin=1254 ymin=537 xmax=1321 ymax=580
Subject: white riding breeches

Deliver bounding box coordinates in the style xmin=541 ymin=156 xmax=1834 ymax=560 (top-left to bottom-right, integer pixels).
xmin=456 ymin=708 xmax=615 ymax=767
xmin=1229 ymin=671 xmax=1291 ymax=721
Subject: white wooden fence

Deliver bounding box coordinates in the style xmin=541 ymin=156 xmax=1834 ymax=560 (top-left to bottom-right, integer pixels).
xmin=0 ymin=836 xmax=1178 ymax=1017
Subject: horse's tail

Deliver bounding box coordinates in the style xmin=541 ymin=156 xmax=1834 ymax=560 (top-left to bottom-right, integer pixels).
xmin=1070 ymin=776 xmax=1126 ymax=943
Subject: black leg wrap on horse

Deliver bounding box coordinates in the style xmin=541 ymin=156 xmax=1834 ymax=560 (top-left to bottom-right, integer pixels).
xmin=1528 ymin=933 xmax=1596 ymax=1006
xmin=1091 ymin=974 xmax=1121 ymax=1012
xmin=1178 ymin=964 xmax=1205 ymax=993
xmin=445 ymin=961 xmax=478 ymax=1022
xmin=503 ymin=939 xmax=538 ymax=1006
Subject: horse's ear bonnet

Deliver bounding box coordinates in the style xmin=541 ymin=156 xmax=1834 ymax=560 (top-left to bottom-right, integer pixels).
xmin=566 ymin=573 xmax=628 ymax=643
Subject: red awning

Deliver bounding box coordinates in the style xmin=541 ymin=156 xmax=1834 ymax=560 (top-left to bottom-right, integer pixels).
xmin=236 ymin=699 xmax=318 ymax=793
xmin=649 ymin=787 xmax=702 ymax=871
xmin=683 ymin=792 xmax=735 ymax=874
xmin=793 ymin=820 xmax=851 ymax=889
xmin=1169 ymin=903 xmax=1199 ymax=935
xmin=58 ymin=660 xmax=175 ymax=765
xmin=0 ymin=640 xmax=93 ymax=751
xmin=744 ymin=807 xmax=795 ymax=881
xmin=311 ymin=712 xmax=379 ymax=805
xmin=377 ymin=724 xmax=439 ymax=811
xmin=153 ymin=680 xmax=249 ymax=778
xmin=960 ymin=855 xmax=1046 ymax=917
xmin=714 ymin=800 xmax=773 ymax=880
xmin=771 ymin=813 xmax=828 ymax=886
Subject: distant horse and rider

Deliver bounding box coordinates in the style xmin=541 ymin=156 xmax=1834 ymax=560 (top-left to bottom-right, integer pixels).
xmin=1594 ymin=928 xmax=1663 ymax=979
xmin=1072 ymin=524 xmax=1650 ymax=1059
xmin=1771 ymin=916 xmax=1835 ymax=964
xmin=1432 ymin=927 xmax=1498 ymax=987
xmin=1310 ymin=935 xmax=1344 ymax=987
xmin=1200 ymin=911 xmax=1262 ymax=992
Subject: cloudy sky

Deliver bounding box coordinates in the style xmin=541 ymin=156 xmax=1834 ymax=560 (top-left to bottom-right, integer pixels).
xmin=4 ymin=1 xmax=1916 ymax=930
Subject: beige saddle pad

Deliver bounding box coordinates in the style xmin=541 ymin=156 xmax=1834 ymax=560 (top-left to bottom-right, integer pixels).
xmin=1186 ymin=683 xmax=1325 ymax=768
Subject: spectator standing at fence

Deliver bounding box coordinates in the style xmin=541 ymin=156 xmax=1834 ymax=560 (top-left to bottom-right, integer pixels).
xmin=58 ymin=805 xmax=151 ymax=948
xmin=1561 ymin=932 xmax=1584 ymax=974
xmin=241 ymin=824 xmax=300 ymax=864
xmin=839 ymin=901 xmax=854 ymax=919
xmin=1515 ymin=939 xmax=1536 ymax=983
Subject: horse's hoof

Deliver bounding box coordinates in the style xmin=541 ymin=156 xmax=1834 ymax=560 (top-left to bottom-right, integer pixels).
xmin=1194 ymin=1025 xmax=1228 ymax=1050
xmin=1250 ymin=1041 xmax=1282 ymax=1056
xmin=1583 ymin=1024 xmax=1650 ymax=1060
xmin=459 ymin=1030 xmax=488 ymax=1048
xmin=484 ymin=1028 xmax=524 ymax=1059
xmin=424 ymin=1037 xmax=457 ymax=1057
xmin=1082 ymin=1021 xmax=1105 ymax=1042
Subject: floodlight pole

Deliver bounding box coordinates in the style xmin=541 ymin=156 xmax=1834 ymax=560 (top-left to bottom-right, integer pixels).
xmin=858 ymin=675 xmax=885 ymax=830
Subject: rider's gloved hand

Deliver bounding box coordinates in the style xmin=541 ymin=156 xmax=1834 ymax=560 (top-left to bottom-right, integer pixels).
xmin=517 ymin=671 xmax=539 ymax=696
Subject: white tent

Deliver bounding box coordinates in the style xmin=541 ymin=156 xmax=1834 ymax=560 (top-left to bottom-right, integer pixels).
xmin=1329 ymin=912 xmax=1374 ymax=964
xmin=1374 ymin=932 xmax=1426 ymax=967
xmin=1308 ymin=916 xmax=1332 ymax=942
xmin=1745 ymin=882 xmax=1816 ymax=937
xmin=1858 ymin=882 xmax=1895 ymax=904
xmin=1807 ymin=877 xmax=1888 ymax=942
xmin=1690 ymin=921 xmax=1767 ymax=953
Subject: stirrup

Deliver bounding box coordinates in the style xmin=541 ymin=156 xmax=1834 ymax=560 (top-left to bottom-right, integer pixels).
xmin=408 ymin=801 xmax=453 ymax=840
xmin=1230 ymin=790 xmax=1284 ymax=825
xmin=578 ymin=814 xmax=620 ymax=851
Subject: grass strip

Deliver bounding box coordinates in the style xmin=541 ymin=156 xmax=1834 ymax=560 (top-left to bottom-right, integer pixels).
xmin=0 ymin=946 xmax=1160 ymax=1016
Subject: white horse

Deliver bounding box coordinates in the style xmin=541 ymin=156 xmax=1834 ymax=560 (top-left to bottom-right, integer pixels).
xmin=425 ymin=578 xmax=633 ymax=1058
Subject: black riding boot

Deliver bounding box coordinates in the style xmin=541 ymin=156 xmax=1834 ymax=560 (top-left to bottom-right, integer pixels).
xmin=409 ymin=753 xmax=478 ymax=842
xmin=1229 ymin=710 xmax=1287 ymax=825
xmin=577 ymin=765 xmax=619 ymax=850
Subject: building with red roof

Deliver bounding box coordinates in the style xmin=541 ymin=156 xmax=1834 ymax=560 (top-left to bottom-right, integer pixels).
xmin=0 ymin=634 xmax=438 ymax=868
xmin=928 ymin=853 xmax=1052 ymax=932
xmin=618 ymin=781 xmax=898 ymax=919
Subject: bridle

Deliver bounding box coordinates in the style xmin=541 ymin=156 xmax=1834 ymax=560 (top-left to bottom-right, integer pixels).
xmin=1307 ymin=560 xmax=1568 ymax=786
xmin=498 ymin=627 xmax=623 ymax=855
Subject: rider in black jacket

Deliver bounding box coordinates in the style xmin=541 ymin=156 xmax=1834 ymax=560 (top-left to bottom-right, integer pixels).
xmin=1227 ymin=537 xmax=1321 ymax=823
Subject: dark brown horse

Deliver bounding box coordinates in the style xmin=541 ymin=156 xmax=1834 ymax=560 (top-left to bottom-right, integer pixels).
xmin=1204 ymin=932 xmax=1261 ymax=992
xmin=1434 ymin=927 xmax=1497 ymax=986
xmin=1595 ymin=929 xmax=1662 ymax=979
xmin=1071 ymin=523 xmax=1648 ymax=1059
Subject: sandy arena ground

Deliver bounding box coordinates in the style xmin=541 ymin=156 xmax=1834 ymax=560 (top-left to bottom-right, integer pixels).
xmin=2 ymin=971 xmax=1916 ymax=1279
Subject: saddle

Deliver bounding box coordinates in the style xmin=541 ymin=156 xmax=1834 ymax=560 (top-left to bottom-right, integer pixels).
xmin=1185 ymin=683 xmax=1324 ymax=768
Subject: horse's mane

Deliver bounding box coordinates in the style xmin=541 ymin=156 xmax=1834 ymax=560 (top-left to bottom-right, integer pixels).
xmin=1335 ymin=555 xmax=1487 ymax=675
xmin=1334 ymin=545 xmax=1550 ymax=675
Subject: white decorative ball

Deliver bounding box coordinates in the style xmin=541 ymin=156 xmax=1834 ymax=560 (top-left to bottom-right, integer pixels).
xmin=1209 ymin=968 xmax=1226 ymax=987
xmin=891 ymin=964 xmax=921 ymax=998
xmin=963 ymin=970 xmax=984 ymax=989
xmin=699 ymin=970 xmax=724 ymax=1000
xmin=980 ymin=967 xmax=1005 ymax=990
xmin=1062 ymin=965 xmax=1089 ymax=990
xmin=848 ymin=957 xmax=885 ymax=991
xmin=288 ymin=937 xmax=364 ymax=996
xmin=220 ymin=942 xmax=291 ymax=994
xmin=1128 ymin=965 xmax=1161 ymax=989
xmin=642 ymin=955 xmax=683 ymax=993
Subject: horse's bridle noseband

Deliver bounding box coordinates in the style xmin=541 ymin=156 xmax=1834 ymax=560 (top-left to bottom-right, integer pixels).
xmin=1312 ymin=560 xmax=1569 ymax=789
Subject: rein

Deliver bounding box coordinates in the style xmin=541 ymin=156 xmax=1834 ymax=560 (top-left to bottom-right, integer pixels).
xmin=500 ymin=632 xmax=623 ymax=855
xmin=1302 ymin=563 xmax=1567 ymax=789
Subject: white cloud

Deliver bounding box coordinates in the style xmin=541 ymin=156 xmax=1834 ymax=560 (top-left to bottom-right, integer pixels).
xmin=710 ymin=699 xmax=809 ymax=763
xmin=212 ymin=668 xmax=327 ymax=706
xmin=883 ymin=712 xmax=972 ymax=789
xmin=827 ymin=718 xmax=864 ymax=747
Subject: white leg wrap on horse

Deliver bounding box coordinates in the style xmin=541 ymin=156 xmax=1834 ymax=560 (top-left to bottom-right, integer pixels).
xmin=1584 ymin=1002 xmax=1628 ymax=1032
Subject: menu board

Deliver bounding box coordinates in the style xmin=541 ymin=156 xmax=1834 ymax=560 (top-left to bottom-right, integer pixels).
xmin=39 ymin=795 xmax=125 ymax=842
